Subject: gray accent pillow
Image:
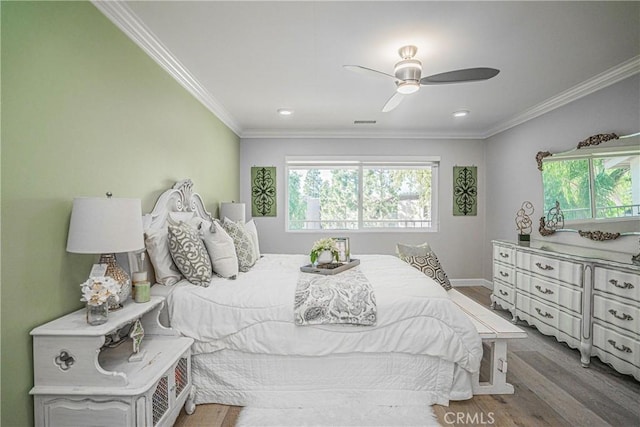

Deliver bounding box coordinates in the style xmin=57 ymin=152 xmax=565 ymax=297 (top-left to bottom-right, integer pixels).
xmin=222 ymin=218 xmax=257 ymax=272
xmin=400 ymin=252 xmax=452 ymax=291
xmin=167 ymin=222 xmax=212 ymax=287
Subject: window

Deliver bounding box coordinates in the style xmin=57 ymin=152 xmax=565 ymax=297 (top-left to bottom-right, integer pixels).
xmin=286 ymin=157 xmax=438 ymax=231
xmin=542 ymin=153 xmax=639 ymax=221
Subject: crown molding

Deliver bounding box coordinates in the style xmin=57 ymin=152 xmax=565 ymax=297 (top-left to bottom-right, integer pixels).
xmin=484 ymin=56 xmax=640 ymax=138
xmin=92 ymin=0 xmax=242 ymax=136
xmin=239 ymin=129 xmax=484 ymax=140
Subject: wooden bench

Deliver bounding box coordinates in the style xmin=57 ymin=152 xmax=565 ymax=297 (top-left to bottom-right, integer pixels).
xmin=449 ymin=289 xmax=527 ymax=394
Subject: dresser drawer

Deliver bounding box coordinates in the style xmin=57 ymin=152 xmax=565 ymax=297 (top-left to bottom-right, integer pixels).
xmin=593 ymin=323 xmax=640 ymax=369
xmin=593 ymin=294 xmax=639 ymax=336
xmin=516 ymin=272 xmax=582 ymax=314
xmin=594 ymin=267 xmax=640 ymax=303
xmin=493 ymin=244 xmax=515 ymax=266
xmin=493 ymin=262 xmax=515 ymax=285
xmin=516 ymin=293 xmax=581 ymax=340
xmin=493 ymin=280 xmax=515 ymax=305
xmin=516 ymin=252 xmax=583 ymax=286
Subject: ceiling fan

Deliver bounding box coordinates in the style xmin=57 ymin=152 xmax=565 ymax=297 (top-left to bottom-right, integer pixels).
xmin=344 ymin=45 xmax=500 ymax=112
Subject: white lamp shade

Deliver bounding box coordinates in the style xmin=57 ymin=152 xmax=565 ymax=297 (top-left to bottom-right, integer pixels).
xmin=66 ymin=197 xmax=145 ymax=254
xmin=219 ymin=202 xmax=246 ymax=223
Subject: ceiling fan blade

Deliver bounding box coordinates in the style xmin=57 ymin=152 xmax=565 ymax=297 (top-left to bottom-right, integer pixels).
xmin=382 ymin=92 xmax=406 ymax=113
xmin=420 ymin=67 xmax=500 ymax=85
xmin=343 ymin=65 xmax=397 ymax=80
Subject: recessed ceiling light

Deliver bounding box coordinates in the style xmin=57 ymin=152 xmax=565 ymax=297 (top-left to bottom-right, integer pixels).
xmin=277 ymin=108 xmax=294 ymax=116
xmin=453 ymin=110 xmax=470 ymax=118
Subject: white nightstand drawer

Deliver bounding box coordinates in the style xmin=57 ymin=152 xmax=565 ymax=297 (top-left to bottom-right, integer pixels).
xmin=593 ymin=295 xmax=639 ymax=336
xmin=516 ymin=251 xmax=582 ymax=286
xmin=517 ymin=272 xmax=582 ymax=314
xmin=594 ymin=267 xmax=640 ymax=303
xmin=493 ymin=245 xmax=515 ymax=266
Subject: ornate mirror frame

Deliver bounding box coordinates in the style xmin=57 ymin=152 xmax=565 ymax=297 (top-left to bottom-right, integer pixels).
xmin=537 ymin=132 xmax=640 ymax=241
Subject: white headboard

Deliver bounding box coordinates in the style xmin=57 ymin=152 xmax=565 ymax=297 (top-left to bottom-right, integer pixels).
xmin=144 ymin=178 xmax=214 ymax=232
xmin=127 ymin=179 xmax=214 ymax=281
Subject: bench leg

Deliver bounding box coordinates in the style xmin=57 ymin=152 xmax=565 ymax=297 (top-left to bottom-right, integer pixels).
xmin=473 ymin=339 xmax=515 ymax=395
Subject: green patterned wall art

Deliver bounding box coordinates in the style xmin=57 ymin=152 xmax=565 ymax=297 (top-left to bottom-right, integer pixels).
xmin=453 ymin=166 xmax=478 ymax=216
xmin=251 ymin=166 xmax=277 ymax=216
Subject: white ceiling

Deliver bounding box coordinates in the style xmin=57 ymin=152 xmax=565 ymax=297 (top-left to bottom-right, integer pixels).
xmin=98 ymin=1 xmax=639 ymax=139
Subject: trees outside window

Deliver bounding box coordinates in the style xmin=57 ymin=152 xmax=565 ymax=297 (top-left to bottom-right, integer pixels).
xmin=287 ymin=158 xmax=438 ymax=231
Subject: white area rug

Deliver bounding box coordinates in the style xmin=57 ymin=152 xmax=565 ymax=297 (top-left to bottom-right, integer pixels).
xmin=236 ymin=404 xmax=440 ymax=426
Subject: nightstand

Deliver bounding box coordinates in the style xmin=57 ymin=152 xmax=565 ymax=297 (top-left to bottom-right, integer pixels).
xmin=30 ymin=296 xmax=195 ymax=426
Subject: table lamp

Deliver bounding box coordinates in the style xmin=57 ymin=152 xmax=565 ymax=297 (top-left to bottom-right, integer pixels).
xmin=219 ymin=201 xmax=246 ymax=223
xmin=67 ymin=193 xmax=145 ymax=309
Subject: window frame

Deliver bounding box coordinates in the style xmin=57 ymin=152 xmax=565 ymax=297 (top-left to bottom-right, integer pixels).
xmin=542 ymin=152 xmax=639 ymax=222
xmin=285 ymin=155 xmax=439 ymax=233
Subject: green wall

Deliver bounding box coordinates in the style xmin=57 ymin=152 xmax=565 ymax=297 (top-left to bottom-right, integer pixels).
xmin=1 ymin=2 xmax=240 ymax=425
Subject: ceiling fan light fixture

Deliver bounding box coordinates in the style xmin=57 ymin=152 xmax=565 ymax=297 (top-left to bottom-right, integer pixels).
xmin=397 ymin=81 xmax=420 ymax=94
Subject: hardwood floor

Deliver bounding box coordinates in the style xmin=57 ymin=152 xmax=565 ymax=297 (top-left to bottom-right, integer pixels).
xmin=174 ymin=286 xmax=640 ymax=427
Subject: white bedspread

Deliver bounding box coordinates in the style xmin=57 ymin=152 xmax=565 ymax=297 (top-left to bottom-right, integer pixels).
xmin=166 ymin=254 xmax=482 ymax=373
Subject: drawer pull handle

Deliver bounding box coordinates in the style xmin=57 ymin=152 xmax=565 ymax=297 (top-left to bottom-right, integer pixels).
xmin=609 ymin=279 xmax=634 ymax=290
xmin=535 ymin=262 xmax=554 ymax=271
xmin=535 ymin=307 xmax=553 ymax=319
xmin=499 ymin=290 xmax=508 ymax=296
xmin=500 ymin=271 xmax=509 ymax=278
xmin=608 ymin=339 xmax=632 ymax=354
xmin=535 ymin=285 xmax=554 ymax=295
xmin=499 ymin=252 xmax=509 ymax=258
xmin=608 ymin=309 xmax=633 ymax=321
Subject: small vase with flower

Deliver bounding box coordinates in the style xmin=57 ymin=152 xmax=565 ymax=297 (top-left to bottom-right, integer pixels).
xmin=81 ymin=276 xmax=120 ymax=326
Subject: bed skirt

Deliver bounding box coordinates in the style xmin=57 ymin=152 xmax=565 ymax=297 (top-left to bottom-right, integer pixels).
xmin=191 ymin=350 xmax=474 ymax=408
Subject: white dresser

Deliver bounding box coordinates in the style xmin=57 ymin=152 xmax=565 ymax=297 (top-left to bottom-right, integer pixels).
xmin=491 ymin=240 xmax=640 ymax=380
xmin=30 ymin=297 xmax=195 ymax=427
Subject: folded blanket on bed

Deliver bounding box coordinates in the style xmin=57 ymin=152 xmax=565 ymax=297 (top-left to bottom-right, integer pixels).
xmin=294 ymin=268 xmax=377 ymax=326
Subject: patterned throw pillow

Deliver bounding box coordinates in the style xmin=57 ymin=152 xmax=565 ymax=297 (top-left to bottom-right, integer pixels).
xmin=222 ymin=218 xmax=257 ymax=272
xmin=400 ymin=253 xmax=452 ymax=291
xmin=167 ymin=222 xmax=212 ymax=287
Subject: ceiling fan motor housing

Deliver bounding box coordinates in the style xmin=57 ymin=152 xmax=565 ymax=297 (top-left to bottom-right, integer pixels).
xmin=394 ymin=59 xmax=422 ymax=81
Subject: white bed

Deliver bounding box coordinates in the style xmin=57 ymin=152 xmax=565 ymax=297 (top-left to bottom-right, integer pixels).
xmin=137 ymin=180 xmax=483 ymax=408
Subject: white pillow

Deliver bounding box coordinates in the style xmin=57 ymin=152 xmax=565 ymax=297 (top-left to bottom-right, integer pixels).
xmin=145 ymin=227 xmax=182 ymax=286
xmin=198 ymin=220 xmax=239 ymax=279
xmin=244 ymin=219 xmax=261 ymax=260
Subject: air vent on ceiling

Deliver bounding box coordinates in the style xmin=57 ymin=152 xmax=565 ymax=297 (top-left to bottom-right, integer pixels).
xmin=354 ymin=120 xmax=377 ymax=125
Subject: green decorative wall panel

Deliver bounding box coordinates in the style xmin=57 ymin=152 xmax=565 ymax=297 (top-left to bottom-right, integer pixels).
xmin=453 ymin=166 xmax=478 ymax=216
xmin=251 ymin=167 xmax=277 ymax=216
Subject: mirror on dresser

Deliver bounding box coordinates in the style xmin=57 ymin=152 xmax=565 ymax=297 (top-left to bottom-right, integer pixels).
xmin=537 ymin=132 xmax=640 ymax=240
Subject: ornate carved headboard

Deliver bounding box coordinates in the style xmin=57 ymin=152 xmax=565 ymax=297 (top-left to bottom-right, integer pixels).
xmin=127 ymin=179 xmax=214 ymax=284
xmin=143 ymin=179 xmax=214 ymax=232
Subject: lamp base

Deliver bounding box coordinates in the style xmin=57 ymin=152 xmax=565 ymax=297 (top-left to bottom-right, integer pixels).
xmin=99 ymin=253 xmax=131 ymax=310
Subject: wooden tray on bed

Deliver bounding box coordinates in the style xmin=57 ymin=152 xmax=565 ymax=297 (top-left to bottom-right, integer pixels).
xmin=300 ymin=258 xmax=360 ymax=275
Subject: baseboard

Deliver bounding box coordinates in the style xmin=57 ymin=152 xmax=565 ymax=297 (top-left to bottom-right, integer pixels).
xmin=451 ymin=279 xmax=493 ymax=290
